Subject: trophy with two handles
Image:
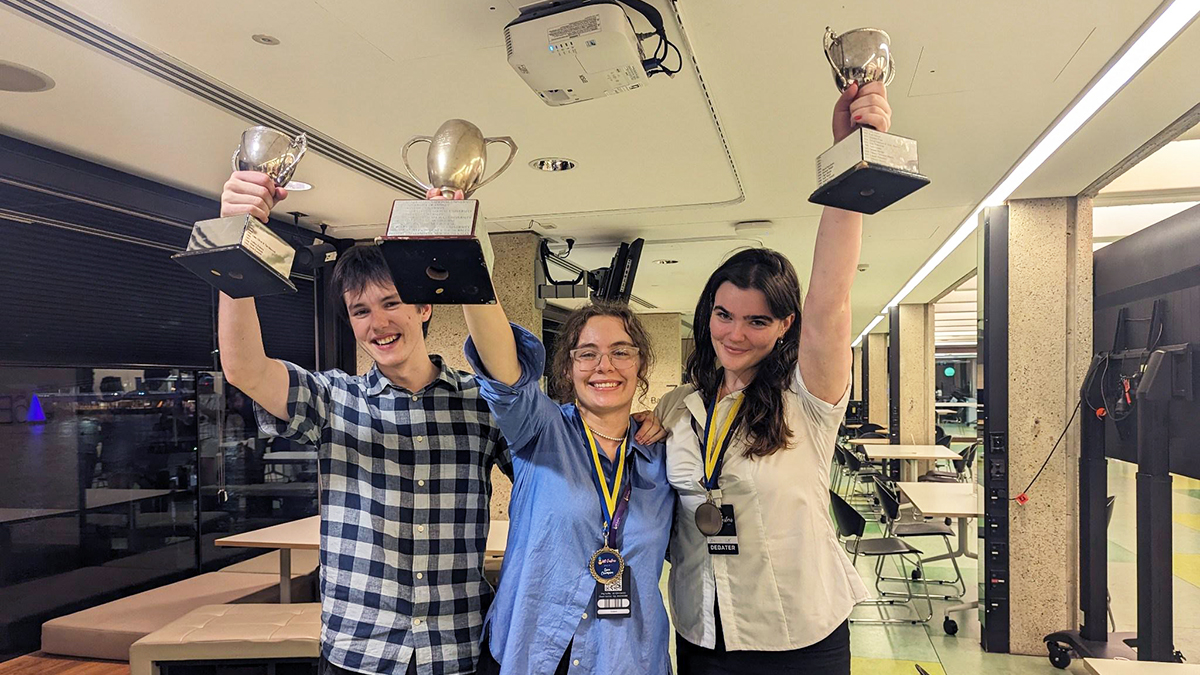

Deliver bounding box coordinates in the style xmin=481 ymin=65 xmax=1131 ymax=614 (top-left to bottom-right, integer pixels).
xmin=377 ymin=119 xmax=517 ymax=305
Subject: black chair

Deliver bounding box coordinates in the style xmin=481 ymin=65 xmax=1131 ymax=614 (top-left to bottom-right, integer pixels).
xmin=920 ymin=442 xmax=980 ymax=484
xmin=842 ymin=449 xmax=882 ymax=504
xmin=873 ymin=479 xmax=965 ymax=598
xmin=830 ymin=490 xmax=933 ymax=624
xmin=856 ymin=423 xmax=885 ymax=436
xmin=831 ymin=444 xmax=849 ymax=496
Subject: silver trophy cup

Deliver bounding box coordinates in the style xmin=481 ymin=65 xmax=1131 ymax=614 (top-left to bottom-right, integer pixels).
xmin=172 ymin=127 xmax=307 ymax=297
xmin=378 ymin=119 xmax=517 ymax=305
xmin=809 ymin=27 xmax=929 ymax=214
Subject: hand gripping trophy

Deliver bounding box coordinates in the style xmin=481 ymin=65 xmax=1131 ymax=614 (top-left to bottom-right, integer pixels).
xmin=376 ymin=119 xmax=517 ymax=305
xmin=808 ymin=27 xmax=929 ymax=214
xmin=173 ymin=127 xmax=307 ymax=297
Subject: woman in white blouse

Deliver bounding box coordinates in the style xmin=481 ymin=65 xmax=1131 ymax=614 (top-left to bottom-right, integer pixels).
xmin=656 ymin=82 xmax=890 ymax=674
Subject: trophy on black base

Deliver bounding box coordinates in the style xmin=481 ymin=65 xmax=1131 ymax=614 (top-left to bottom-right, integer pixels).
xmin=377 ymin=119 xmax=517 ymax=305
xmin=173 ymin=127 xmax=307 ymax=297
xmin=808 ymin=27 xmax=930 ymax=215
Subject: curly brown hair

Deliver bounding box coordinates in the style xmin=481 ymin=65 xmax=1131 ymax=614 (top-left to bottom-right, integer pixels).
xmin=548 ymin=302 xmax=655 ymax=405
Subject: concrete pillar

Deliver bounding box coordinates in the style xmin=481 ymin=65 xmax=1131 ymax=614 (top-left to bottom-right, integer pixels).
xmin=1004 ymin=197 xmax=1091 ymax=655
xmin=866 ymin=333 xmax=888 ymax=426
xmin=896 ymin=303 xmax=936 ymax=447
xmin=356 ymin=231 xmax=542 ymax=520
xmin=852 ymin=346 xmax=863 ymax=401
xmin=638 ymin=312 xmax=683 ymax=410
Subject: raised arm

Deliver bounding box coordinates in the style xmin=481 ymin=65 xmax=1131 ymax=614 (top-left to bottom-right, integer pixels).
xmin=426 ymin=188 xmax=522 ymax=385
xmin=798 ymin=82 xmax=891 ymax=404
xmin=216 ymin=171 xmax=291 ymax=419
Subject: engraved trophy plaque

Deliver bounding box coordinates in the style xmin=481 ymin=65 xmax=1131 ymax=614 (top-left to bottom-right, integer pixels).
xmin=173 ymin=127 xmax=307 ymax=297
xmin=377 ymin=119 xmax=517 ymax=305
xmin=809 ymin=27 xmax=930 ymax=214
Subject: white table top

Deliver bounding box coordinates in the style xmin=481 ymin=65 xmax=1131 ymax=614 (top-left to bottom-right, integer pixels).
xmin=896 ymin=482 xmax=981 ymax=518
xmin=847 ymin=437 xmax=891 ymax=446
xmin=263 ymin=451 xmax=318 ymax=462
xmin=863 ymin=445 xmax=961 ymax=461
xmin=0 ymin=507 xmax=71 ymax=524
xmin=0 ymin=489 xmax=175 ymax=525
xmin=87 ymin=488 xmax=176 ymax=509
xmin=1084 ymin=658 xmax=1200 ymax=674
xmin=216 ymin=515 xmax=510 ymax=556
xmin=934 ymin=402 xmax=980 ymax=408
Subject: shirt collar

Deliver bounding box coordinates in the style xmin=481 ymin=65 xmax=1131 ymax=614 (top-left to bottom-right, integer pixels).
xmin=364 ymin=355 xmax=462 ymax=397
xmin=570 ymin=403 xmax=654 ymax=462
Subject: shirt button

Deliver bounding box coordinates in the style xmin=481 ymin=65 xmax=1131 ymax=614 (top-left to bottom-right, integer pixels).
xmin=416 ymin=572 xmax=423 ymax=580
xmin=411 ymin=395 xmax=419 ymax=401
xmin=416 ymin=435 xmax=424 ymax=442
xmin=413 ymin=618 xmax=422 ymax=626
xmin=417 ymin=525 xmax=425 ymax=533
xmin=572 ymin=660 xmax=580 ymax=666
xmin=418 ymin=480 xmax=425 ymax=487
xmin=581 ymin=612 xmax=588 ymax=619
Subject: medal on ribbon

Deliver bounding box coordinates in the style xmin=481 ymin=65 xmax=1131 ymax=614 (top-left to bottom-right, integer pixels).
xmin=581 ymin=413 xmax=633 ymax=584
xmin=695 ymin=393 xmax=743 ymax=536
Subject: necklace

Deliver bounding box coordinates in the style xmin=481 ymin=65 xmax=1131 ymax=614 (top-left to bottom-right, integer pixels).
xmin=590 ymin=427 xmax=629 ymax=442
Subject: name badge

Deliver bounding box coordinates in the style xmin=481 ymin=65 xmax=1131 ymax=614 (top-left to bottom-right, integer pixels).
xmin=597 ymin=567 xmax=632 ymax=618
xmin=706 ymin=504 xmax=738 ymax=555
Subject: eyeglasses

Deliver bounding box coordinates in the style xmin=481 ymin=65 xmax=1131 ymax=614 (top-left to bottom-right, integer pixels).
xmin=569 ymin=346 xmax=640 ymax=369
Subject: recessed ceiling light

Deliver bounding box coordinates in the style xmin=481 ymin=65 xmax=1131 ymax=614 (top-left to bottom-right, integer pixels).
xmin=252 ymin=34 xmax=281 ymax=46
xmin=529 ymin=157 xmax=576 ymax=172
xmin=0 ymin=61 xmax=55 ymax=93
xmin=283 ymin=181 xmax=312 ymax=191
xmin=654 ymin=259 xmax=678 ymax=265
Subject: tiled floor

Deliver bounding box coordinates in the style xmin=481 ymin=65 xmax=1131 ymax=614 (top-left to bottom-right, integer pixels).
xmin=660 ymin=437 xmax=1200 ymax=675
xmin=833 ymin=448 xmax=1200 ymax=674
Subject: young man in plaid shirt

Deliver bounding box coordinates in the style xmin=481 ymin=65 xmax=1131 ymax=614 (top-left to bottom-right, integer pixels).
xmin=216 ymin=171 xmax=511 ymax=675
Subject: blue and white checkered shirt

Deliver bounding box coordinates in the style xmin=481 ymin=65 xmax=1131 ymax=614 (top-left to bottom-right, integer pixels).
xmin=255 ymin=357 xmax=511 ymax=675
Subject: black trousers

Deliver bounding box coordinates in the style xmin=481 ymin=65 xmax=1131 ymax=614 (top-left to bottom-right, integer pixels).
xmin=319 ymin=656 xmax=418 ymax=675
xmin=676 ymin=602 xmax=851 ymax=675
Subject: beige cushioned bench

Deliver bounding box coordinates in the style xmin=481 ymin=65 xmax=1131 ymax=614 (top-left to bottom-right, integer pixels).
xmin=130 ymin=603 xmax=320 ymax=675
xmin=41 ymin=551 xmax=318 ymax=661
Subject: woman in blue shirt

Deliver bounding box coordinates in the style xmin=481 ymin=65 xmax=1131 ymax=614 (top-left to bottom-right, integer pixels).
xmin=462 ymin=290 xmax=673 ymax=674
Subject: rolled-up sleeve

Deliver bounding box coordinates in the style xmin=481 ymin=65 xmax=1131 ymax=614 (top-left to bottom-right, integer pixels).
xmin=464 ymin=323 xmax=560 ymax=454
xmin=253 ymin=360 xmax=332 ymax=446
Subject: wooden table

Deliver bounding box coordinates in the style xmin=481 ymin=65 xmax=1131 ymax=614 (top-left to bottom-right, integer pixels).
xmin=216 ymin=516 xmax=510 ymax=602
xmin=863 ymin=444 xmax=960 ymax=481
xmin=1084 ymin=658 xmax=1200 ymax=674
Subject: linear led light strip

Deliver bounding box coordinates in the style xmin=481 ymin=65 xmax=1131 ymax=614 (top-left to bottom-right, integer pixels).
xmin=852 ymin=0 xmax=1200 ymax=348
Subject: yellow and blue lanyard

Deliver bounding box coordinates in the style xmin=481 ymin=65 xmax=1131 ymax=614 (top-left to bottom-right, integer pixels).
xmin=581 ymin=414 xmax=631 ymax=546
xmin=702 ymin=393 xmax=744 ymax=491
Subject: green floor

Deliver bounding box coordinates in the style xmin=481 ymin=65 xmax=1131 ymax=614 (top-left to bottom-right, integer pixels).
xmin=661 ymin=441 xmax=1200 ymax=674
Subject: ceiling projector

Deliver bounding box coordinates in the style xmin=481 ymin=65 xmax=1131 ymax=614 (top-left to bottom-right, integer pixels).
xmin=505 ymin=0 xmax=677 ymax=107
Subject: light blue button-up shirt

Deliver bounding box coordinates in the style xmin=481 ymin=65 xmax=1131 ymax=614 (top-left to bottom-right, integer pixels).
xmin=465 ymin=324 xmax=673 ymax=675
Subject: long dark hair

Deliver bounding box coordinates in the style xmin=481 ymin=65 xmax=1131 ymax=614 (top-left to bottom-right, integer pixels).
xmin=549 ymin=302 xmax=655 ymax=406
xmin=686 ymin=248 xmax=801 ymax=457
